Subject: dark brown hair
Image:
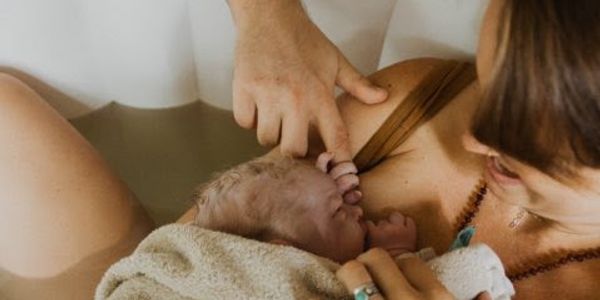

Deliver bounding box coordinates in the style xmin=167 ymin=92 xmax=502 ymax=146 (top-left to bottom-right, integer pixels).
xmin=471 ymin=0 xmax=600 ymax=178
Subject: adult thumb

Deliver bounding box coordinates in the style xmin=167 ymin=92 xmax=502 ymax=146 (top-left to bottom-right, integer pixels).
xmin=476 ymin=291 xmax=492 ymax=300
xmin=336 ymin=54 xmax=388 ymax=104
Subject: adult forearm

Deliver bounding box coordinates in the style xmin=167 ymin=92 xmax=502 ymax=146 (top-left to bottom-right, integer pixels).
xmin=226 ymin=0 xmax=306 ymax=28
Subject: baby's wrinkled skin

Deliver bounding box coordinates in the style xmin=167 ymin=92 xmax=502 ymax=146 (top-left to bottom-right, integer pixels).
xmin=193 ymin=153 xmax=417 ymax=263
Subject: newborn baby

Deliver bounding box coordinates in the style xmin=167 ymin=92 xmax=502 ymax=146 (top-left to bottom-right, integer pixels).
xmin=192 ymin=153 xmax=416 ymax=263
xmin=189 ymin=154 xmax=514 ymax=299
xmin=96 ymin=153 xmax=514 ymax=300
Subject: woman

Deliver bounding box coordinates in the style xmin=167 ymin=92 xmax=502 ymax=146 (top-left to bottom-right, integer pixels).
xmin=1 ymin=1 xmax=598 ymax=300
xmin=333 ymin=0 xmax=600 ymax=298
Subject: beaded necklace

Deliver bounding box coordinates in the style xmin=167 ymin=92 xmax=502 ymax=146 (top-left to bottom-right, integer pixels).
xmin=454 ymin=179 xmax=600 ymax=282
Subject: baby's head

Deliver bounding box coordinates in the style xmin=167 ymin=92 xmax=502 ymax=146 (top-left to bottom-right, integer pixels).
xmin=193 ymin=157 xmax=366 ymax=263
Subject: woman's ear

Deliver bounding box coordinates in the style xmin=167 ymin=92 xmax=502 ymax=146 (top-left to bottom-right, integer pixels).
xmin=268 ymin=238 xmax=293 ymax=246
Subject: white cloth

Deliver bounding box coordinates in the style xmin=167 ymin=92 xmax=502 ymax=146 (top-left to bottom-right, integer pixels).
xmin=0 ymin=0 xmax=488 ymax=117
xmin=426 ymin=245 xmax=515 ymax=300
xmin=96 ymin=224 xmax=514 ymax=300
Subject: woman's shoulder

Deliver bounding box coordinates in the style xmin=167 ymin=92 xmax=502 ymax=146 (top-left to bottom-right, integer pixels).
xmin=338 ymin=57 xmax=460 ymax=156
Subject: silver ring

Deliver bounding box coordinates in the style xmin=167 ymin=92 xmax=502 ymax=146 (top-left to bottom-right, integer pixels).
xmin=353 ymin=282 xmax=380 ymax=300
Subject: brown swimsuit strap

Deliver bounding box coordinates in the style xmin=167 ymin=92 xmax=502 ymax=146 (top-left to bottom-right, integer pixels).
xmin=354 ymin=60 xmax=477 ymax=173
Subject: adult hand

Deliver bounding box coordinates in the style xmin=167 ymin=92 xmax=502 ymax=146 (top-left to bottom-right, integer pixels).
xmin=228 ymin=0 xmax=388 ymax=162
xmin=336 ymin=248 xmax=493 ymax=300
xmin=337 ymin=248 xmax=453 ymax=300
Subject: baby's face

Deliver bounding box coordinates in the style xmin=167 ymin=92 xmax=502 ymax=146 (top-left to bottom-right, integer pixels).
xmin=288 ymin=166 xmax=367 ymax=263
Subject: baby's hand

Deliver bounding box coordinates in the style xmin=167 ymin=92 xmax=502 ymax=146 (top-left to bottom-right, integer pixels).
xmin=367 ymin=212 xmax=417 ymax=256
xmin=316 ymin=152 xmax=362 ymax=204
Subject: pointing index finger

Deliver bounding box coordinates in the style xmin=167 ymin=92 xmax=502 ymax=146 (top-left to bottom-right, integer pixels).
xmin=317 ymin=100 xmax=352 ymax=163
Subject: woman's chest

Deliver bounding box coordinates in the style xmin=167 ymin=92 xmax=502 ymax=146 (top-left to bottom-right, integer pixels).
xmin=511 ymin=259 xmax=600 ymax=299
xmin=358 ymin=155 xmax=600 ymax=298
xmin=357 ymin=140 xmax=485 ymax=251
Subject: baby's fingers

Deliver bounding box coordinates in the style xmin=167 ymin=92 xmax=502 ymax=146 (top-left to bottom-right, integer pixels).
xmin=336 ymin=174 xmax=359 ymax=196
xmin=389 ymin=212 xmax=406 ymax=225
xmin=316 ymin=152 xmax=334 ymax=172
xmin=329 ymin=161 xmax=358 ymax=180
xmin=343 ymin=190 xmax=363 ymax=204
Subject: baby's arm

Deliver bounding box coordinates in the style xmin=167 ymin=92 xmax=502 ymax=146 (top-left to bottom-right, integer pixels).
xmin=367 ymin=212 xmax=417 ymax=256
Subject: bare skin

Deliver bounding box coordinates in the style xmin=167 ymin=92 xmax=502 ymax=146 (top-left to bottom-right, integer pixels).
xmin=0 ymin=73 xmax=154 ymax=299
xmin=337 ymin=58 xmax=600 ymax=299
xmin=336 ymin=0 xmax=600 ymax=298
xmin=227 ymin=0 xmax=388 ymax=162
xmin=2 ymin=1 xmax=598 ymax=299
xmin=191 ymin=153 xmax=417 ymax=263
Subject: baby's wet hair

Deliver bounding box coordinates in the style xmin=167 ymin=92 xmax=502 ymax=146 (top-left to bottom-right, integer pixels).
xmin=192 ymin=156 xmax=311 ymax=243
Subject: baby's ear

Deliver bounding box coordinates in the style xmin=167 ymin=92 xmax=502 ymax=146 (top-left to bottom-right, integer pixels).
xmin=268 ymin=239 xmax=293 ymax=246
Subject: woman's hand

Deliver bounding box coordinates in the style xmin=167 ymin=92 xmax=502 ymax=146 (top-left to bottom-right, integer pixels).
xmin=337 ymin=248 xmax=493 ymax=300
xmin=337 ymin=248 xmax=454 ymax=300
xmin=227 ymin=0 xmax=388 ymax=162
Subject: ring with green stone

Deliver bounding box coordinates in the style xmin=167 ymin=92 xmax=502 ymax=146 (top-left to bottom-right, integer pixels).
xmin=353 ymin=283 xmax=380 ymax=300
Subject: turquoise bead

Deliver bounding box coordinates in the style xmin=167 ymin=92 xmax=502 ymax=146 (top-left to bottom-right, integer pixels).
xmin=354 ymin=290 xmax=368 ymax=300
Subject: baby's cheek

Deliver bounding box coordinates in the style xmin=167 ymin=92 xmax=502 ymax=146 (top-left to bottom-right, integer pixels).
xmin=346 ymin=231 xmax=367 ymax=259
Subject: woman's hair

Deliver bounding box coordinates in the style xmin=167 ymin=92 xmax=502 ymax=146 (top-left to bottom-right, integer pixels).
xmin=471 ymin=0 xmax=600 ymax=179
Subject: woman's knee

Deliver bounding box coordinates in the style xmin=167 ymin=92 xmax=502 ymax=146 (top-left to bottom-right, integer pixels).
xmin=0 ymin=72 xmax=29 ymax=98
xmin=0 ymin=72 xmax=46 ymax=113
xmin=0 ymin=71 xmax=153 ymax=278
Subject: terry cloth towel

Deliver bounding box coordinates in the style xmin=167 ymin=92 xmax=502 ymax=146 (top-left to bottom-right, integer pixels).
xmin=95 ymin=224 xmax=348 ymax=300
xmin=425 ymin=244 xmax=515 ymax=300
xmin=96 ymin=224 xmax=514 ymax=300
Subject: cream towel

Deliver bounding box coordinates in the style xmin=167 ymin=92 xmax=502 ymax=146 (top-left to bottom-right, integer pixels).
xmin=96 ymin=224 xmax=514 ymax=300
xmin=95 ymin=224 xmax=348 ymax=300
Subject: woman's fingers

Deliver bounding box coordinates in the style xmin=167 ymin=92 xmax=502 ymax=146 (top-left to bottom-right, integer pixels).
xmin=395 ymin=256 xmax=452 ymax=299
xmin=357 ymin=248 xmax=418 ymax=299
xmin=340 ymin=248 xmax=453 ymax=300
xmin=336 ymin=260 xmax=385 ymax=300
xmin=476 ymin=291 xmax=492 ymax=300
xmin=336 ymin=260 xmax=372 ymax=290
